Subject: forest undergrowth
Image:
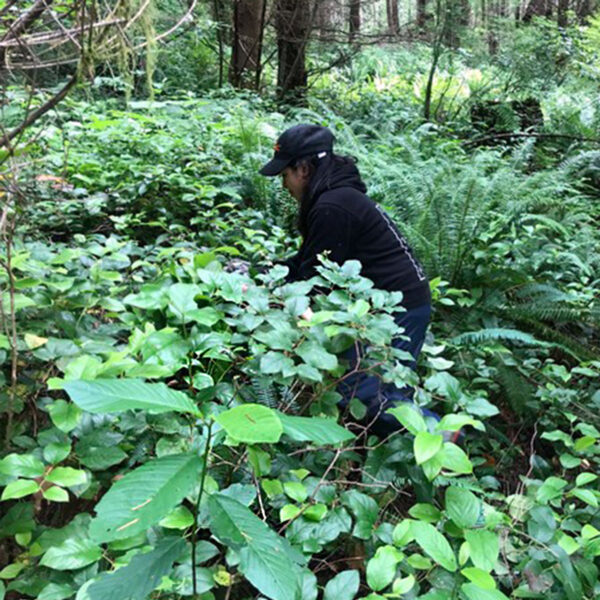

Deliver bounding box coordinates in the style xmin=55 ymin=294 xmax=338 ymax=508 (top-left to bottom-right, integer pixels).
xmin=1 ymin=43 xmax=600 ymax=600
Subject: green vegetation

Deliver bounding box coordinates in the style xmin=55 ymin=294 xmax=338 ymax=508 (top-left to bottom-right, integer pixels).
xmin=2 ymin=4 xmax=600 ymax=600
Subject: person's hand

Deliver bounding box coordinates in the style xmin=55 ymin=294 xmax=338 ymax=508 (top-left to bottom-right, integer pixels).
xmin=301 ymin=307 xmax=314 ymax=321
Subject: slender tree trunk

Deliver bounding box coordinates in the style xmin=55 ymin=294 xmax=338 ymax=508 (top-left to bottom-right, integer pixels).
xmin=576 ymin=0 xmax=595 ymax=22
xmin=523 ymin=0 xmax=552 ymax=21
xmin=349 ymin=0 xmax=360 ymax=42
xmin=386 ymin=0 xmax=399 ymax=35
xmin=417 ymin=0 xmax=428 ymax=32
xmin=229 ymin=0 xmax=264 ymax=88
xmin=212 ymin=0 xmax=225 ymax=87
xmin=276 ymin=0 xmax=310 ymax=102
xmin=557 ymin=0 xmax=569 ymax=26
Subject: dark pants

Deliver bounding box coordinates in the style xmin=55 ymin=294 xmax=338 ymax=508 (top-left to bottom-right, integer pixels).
xmin=337 ymin=303 xmax=432 ymax=437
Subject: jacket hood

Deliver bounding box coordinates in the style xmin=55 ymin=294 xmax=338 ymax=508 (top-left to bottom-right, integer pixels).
xmin=310 ymin=155 xmax=367 ymax=200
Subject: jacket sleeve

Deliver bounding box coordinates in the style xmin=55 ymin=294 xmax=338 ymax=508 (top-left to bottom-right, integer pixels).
xmin=292 ymin=204 xmax=354 ymax=281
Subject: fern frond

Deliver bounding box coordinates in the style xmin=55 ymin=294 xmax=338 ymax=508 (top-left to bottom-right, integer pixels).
xmin=451 ymin=328 xmax=550 ymax=347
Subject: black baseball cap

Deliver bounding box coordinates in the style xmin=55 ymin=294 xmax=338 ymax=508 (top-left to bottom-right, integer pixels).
xmin=259 ymin=124 xmax=335 ymax=176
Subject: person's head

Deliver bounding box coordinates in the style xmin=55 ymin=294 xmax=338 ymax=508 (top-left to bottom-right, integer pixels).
xmin=259 ymin=124 xmax=335 ymax=200
xmin=259 ymin=123 xmax=362 ymax=237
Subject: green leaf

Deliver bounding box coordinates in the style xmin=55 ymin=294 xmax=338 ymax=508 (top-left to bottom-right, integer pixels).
xmin=386 ymin=404 xmax=427 ymax=435
xmin=366 ymin=545 xmax=404 ymax=591
xmin=280 ymin=504 xmax=301 ymax=521
xmin=159 ymin=505 xmax=194 ymax=529
xmin=0 ymin=453 xmax=45 ymax=478
xmin=576 ymin=472 xmax=598 ymax=487
xmin=408 ymin=503 xmax=441 ymax=523
xmin=342 ymin=490 xmax=379 ymax=540
xmin=392 ymin=520 xmax=414 ymax=547
xmin=461 ymin=583 xmax=509 ymax=600
xmin=435 ymin=414 xmax=484 ymax=432
xmin=260 ymin=351 xmax=296 ymax=376
xmin=215 ymin=404 xmax=282 ymax=443
xmin=295 ymin=341 xmax=338 ymax=371
xmin=464 ymin=530 xmax=499 ymax=571
xmin=536 ymin=476 xmax=567 ymax=504
xmin=278 ymin=414 xmax=354 ymax=445
xmin=48 ymin=400 xmax=82 ymax=433
xmin=37 ymin=582 xmax=74 ymax=600
xmin=43 ymin=442 xmax=71 ymax=465
xmin=1 ymin=479 xmax=38 ymax=501
xmin=64 ymin=379 xmax=199 ymax=416
xmin=461 ymin=567 xmax=496 ymax=589
xmin=414 ymin=432 xmax=443 ymax=465
xmin=283 ymin=481 xmax=307 ymax=503
xmin=167 ymin=283 xmax=201 ymax=322
xmin=411 ymin=521 xmax=457 ymax=572
xmin=440 ymin=442 xmax=473 ymax=474
xmin=323 ymin=570 xmax=360 ymax=600
xmin=87 ymin=537 xmax=186 ymax=600
xmin=445 ymin=487 xmax=480 ymax=529
xmin=208 ymin=493 xmax=302 ymax=600
xmin=570 ymin=488 xmax=599 ymax=507
xmin=304 ymin=504 xmax=327 ymax=522
xmin=89 ymin=453 xmax=203 ymax=543
xmin=392 ymin=575 xmax=415 ymax=595
xmin=40 ymin=537 xmax=102 ymax=570
xmin=42 ymin=486 xmax=69 ymax=503
xmin=45 ymin=467 xmax=87 ymax=488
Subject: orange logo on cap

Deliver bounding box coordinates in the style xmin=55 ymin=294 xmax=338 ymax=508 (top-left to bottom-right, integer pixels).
xmin=273 ymin=143 xmax=281 ymax=152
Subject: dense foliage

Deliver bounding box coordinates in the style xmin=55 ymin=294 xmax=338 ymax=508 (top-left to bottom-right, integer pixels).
xmin=1 ymin=13 xmax=600 ymax=600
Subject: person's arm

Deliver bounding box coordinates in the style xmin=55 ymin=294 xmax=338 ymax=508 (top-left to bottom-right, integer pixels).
xmin=294 ymin=203 xmax=354 ymax=280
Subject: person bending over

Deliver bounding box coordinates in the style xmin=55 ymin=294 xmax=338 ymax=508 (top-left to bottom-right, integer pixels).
xmin=259 ymin=123 xmax=432 ymax=437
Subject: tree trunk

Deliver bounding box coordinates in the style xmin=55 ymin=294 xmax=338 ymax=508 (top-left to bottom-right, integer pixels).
xmin=229 ymin=0 xmax=264 ymax=88
xmin=276 ymin=0 xmax=310 ymax=102
xmin=417 ymin=0 xmax=428 ymax=32
xmin=386 ymin=0 xmax=399 ymax=35
xmin=557 ymin=0 xmax=569 ymax=27
xmin=523 ymin=0 xmax=552 ymax=21
xmin=576 ymin=0 xmax=595 ymax=22
xmin=349 ymin=0 xmax=360 ymax=42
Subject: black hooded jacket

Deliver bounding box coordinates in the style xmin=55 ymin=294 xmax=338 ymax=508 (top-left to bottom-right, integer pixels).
xmin=284 ymin=158 xmax=431 ymax=310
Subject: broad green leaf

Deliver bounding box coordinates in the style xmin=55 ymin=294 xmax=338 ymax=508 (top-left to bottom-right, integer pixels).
xmin=260 ymin=351 xmax=296 ymax=376
xmin=414 ymin=432 xmax=443 ymax=465
xmin=386 ymin=404 xmax=427 ymax=435
xmin=43 ymin=487 xmax=69 ymax=503
xmin=208 ymin=493 xmax=302 ymax=600
xmin=392 ymin=575 xmax=415 ymax=595
xmin=536 ymin=476 xmax=567 ymax=504
xmin=461 ymin=567 xmax=496 ymax=589
xmin=392 ymin=520 xmax=414 ymax=547
xmin=159 ymin=505 xmax=194 ymax=529
xmin=435 ymin=414 xmax=484 ymax=432
xmin=43 ymin=442 xmax=71 ymax=464
xmin=304 ymin=503 xmax=327 ymax=522
xmin=283 ymin=481 xmax=307 ymax=503
xmin=64 ymin=379 xmax=199 ymax=416
xmin=295 ymin=341 xmax=338 ymax=371
xmin=366 ymin=545 xmax=404 ymax=591
xmin=45 ymin=467 xmax=87 ymax=488
xmin=323 ymin=570 xmax=359 ymax=600
xmin=440 ymin=442 xmax=473 ymax=474
xmin=90 ymin=453 xmax=203 ymax=543
xmin=464 ymin=530 xmax=499 ymax=571
xmin=37 ymin=583 xmax=74 ymax=600
xmin=570 ymin=488 xmax=599 ymax=507
xmin=48 ymin=400 xmax=82 ymax=433
xmin=215 ymin=404 xmax=282 ymax=443
xmin=40 ymin=538 xmax=102 ymax=570
xmin=461 ymin=583 xmax=509 ymax=600
xmin=167 ymin=283 xmax=201 ymax=321
xmin=408 ymin=503 xmax=441 ymax=523
xmin=411 ymin=521 xmax=457 ymax=572
xmin=280 ymin=504 xmax=301 ymax=521
xmin=87 ymin=537 xmax=186 ymax=600
xmin=445 ymin=487 xmax=480 ymax=529
xmin=342 ymin=490 xmax=379 ymax=540
xmin=1 ymin=479 xmax=38 ymax=501
xmin=576 ymin=472 xmax=598 ymax=487
xmin=278 ymin=413 xmax=354 ymax=445
xmin=0 ymin=453 xmax=44 ymax=479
